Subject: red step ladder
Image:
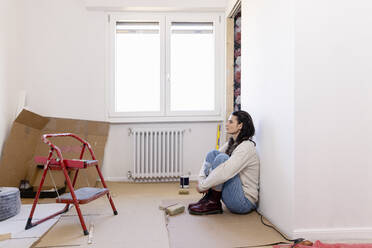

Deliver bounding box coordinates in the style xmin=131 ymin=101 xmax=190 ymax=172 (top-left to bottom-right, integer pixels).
xmin=25 ymin=133 xmax=118 ymax=235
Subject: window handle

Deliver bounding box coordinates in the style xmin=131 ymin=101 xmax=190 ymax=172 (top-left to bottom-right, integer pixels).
xmin=167 ymin=73 xmax=171 ymax=83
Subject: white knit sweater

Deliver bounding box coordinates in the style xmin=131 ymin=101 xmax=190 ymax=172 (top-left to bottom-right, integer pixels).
xmin=198 ymin=140 xmax=260 ymax=204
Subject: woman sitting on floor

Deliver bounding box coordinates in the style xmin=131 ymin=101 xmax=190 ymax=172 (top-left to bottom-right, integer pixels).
xmin=188 ymin=110 xmax=260 ymax=215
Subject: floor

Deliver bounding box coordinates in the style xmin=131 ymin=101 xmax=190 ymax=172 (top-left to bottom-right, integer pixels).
xmin=23 ymin=181 xmax=204 ymax=248
xmin=20 ymin=182 xmax=372 ymax=248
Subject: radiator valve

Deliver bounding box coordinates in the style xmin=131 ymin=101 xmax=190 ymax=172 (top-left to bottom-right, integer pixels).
xmin=127 ymin=171 xmax=133 ymax=180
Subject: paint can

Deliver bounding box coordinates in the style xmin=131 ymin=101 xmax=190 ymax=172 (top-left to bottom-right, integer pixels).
xmin=180 ymin=176 xmax=189 ymax=189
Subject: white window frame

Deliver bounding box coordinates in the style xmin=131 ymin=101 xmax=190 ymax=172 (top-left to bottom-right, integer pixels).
xmin=106 ymin=12 xmax=225 ymax=123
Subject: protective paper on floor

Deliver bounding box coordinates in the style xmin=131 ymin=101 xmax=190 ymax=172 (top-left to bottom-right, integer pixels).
xmin=163 ymin=199 xmax=288 ymax=248
xmin=35 ymin=197 xmax=170 ymax=248
xmin=0 ymin=203 xmax=65 ymax=248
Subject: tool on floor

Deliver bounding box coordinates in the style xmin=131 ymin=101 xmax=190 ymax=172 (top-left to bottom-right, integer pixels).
xmin=0 ymin=233 xmax=11 ymax=242
xmin=87 ymin=223 xmax=94 ymax=244
xmin=159 ymin=203 xmax=185 ymax=216
xmin=243 ymin=210 xmax=307 ymax=248
xmin=216 ymin=123 xmax=221 ymax=150
xmin=180 ymin=176 xmax=189 ymax=188
xmin=159 ymin=203 xmax=177 ymax=211
xmin=19 ymin=177 xmax=66 ymax=199
xmin=178 ymin=188 xmax=189 ymax=194
xmin=293 ymin=240 xmax=313 ymax=247
xmin=25 ymin=133 xmax=118 ymax=236
xmin=179 ymin=175 xmax=189 ymax=194
xmin=166 ymin=203 xmax=185 ymax=216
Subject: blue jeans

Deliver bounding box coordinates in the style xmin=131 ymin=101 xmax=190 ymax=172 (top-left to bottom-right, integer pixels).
xmin=204 ymin=150 xmax=256 ymax=214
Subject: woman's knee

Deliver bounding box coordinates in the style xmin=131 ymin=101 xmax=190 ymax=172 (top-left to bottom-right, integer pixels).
xmin=205 ymin=150 xmax=220 ymax=163
xmin=222 ymin=196 xmax=255 ymax=215
xmin=214 ymin=153 xmax=229 ymax=165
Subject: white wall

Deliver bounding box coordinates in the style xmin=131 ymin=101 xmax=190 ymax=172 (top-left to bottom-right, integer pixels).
xmin=0 ymin=0 xmax=24 ymax=154
xmin=241 ymin=0 xmax=295 ymax=237
xmin=16 ymin=0 xmax=226 ymax=180
xmin=294 ymin=0 xmax=372 ymax=240
xmin=22 ymin=0 xmax=106 ymax=121
xmin=241 ymin=0 xmax=372 ymax=240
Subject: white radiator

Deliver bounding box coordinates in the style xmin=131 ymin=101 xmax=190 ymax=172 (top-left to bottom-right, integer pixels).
xmin=129 ymin=128 xmax=185 ymax=182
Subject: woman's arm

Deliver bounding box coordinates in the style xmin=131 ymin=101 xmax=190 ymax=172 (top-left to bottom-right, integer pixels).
xmin=198 ymin=141 xmax=255 ymax=191
xmin=198 ymin=142 xmax=229 ymax=183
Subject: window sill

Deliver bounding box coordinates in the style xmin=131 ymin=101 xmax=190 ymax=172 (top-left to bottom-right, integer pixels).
xmin=107 ymin=115 xmax=224 ymax=123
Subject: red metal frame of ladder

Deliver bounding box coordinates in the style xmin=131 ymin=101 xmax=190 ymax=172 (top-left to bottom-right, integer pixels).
xmin=25 ymin=133 xmax=118 ymax=235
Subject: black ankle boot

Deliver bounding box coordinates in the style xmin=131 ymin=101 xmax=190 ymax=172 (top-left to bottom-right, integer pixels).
xmin=188 ymin=189 xmax=223 ymax=215
xmin=188 ymin=189 xmax=212 ymax=210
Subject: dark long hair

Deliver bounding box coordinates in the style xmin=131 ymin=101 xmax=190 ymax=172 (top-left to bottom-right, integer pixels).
xmin=225 ymin=110 xmax=256 ymax=156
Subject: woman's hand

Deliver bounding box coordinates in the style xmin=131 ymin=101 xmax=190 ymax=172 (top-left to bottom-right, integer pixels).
xmin=196 ymin=185 xmax=208 ymax=194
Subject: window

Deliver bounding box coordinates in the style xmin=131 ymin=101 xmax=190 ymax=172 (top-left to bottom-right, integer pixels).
xmin=116 ymin=22 xmax=161 ymax=112
xmin=170 ymin=22 xmax=215 ymax=112
xmin=107 ymin=13 xmax=224 ymax=122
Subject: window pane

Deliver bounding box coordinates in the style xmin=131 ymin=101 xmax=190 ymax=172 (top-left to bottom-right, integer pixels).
xmin=115 ymin=22 xmax=160 ymax=112
xmin=170 ymin=22 xmax=215 ymax=111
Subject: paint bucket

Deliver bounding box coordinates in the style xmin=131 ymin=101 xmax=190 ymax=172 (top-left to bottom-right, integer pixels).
xmin=180 ymin=176 xmax=189 ymax=189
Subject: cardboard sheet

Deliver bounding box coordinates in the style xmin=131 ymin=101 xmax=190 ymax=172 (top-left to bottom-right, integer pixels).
xmin=29 ymin=183 xmax=292 ymax=248
xmin=35 ymin=197 xmax=169 ymax=248
xmin=17 ymin=183 xmax=371 ymax=248
xmin=0 ymin=109 xmax=109 ymax=190
xmin=163 ymin=199 xmax=288 ymax=248
xmin=0 ymin=203 xmax=66 ymax=248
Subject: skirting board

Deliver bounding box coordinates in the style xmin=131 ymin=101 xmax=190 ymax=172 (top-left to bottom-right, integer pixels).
xmin=104 ymin=177 xmax=178 ymax=182
xmin=103 ymin=174 xmax=199 ymax=182
xmin=103 ymin=177 xmax=128 ymax=182
xmin=293 ymin=227 xmax=372 ymax=240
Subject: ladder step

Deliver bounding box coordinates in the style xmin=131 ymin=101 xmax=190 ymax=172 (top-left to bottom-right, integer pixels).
xmin=56 ymin=187 xmax=109 ymax=204
xmin=35 ymin=156 xmax=98 ymax=169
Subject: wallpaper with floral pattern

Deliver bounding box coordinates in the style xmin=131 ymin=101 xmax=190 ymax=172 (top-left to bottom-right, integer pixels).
xmin=234 ymin=12 xmax=241 ymax=111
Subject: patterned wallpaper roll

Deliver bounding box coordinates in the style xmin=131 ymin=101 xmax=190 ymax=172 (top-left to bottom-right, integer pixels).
xmin=234 ymin=12 xmax=241 ymax=111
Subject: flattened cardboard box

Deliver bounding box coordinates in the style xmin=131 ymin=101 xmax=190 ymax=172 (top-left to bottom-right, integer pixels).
xmin=162 ymin=199 xmax=288 ymax=248
xmin=0 ymin=109 xmax=109 ymax=189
